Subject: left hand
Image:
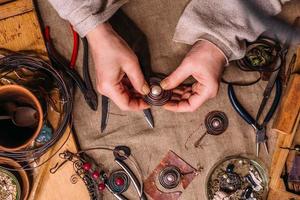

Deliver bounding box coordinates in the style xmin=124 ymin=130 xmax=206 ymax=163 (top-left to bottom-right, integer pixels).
xmin=160 ymin=40 xmax=226 ymax=112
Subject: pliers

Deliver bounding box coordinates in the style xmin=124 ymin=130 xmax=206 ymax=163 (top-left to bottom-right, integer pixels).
xmin=228 ymin=71 xmax=282 ymax=157
xmin=101 ymin=10 xmax=154 ymax=132
xmin=44 ymin=26 xmax=98 ymax=111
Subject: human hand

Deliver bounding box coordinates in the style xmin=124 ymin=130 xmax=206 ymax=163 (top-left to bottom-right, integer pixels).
xmin=86 ymin=23 xmax=150 ymax=111
xmin=160 ymin=40 xmax=226 ymax=112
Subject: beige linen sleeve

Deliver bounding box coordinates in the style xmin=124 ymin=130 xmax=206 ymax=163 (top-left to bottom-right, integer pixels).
xmin=47 ymin=0 xmax=128 ymax=37
xmin=173 ymin=0 xmax=290 ymax=61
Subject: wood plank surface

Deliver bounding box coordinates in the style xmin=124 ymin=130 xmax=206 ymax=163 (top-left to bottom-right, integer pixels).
xmin=0 ymin=0 xmax=33 ymax=20
xmin=272 ymin=74 xmax=300 ymax=135
xmin=0 ymin=0 xmax=89 ymax=199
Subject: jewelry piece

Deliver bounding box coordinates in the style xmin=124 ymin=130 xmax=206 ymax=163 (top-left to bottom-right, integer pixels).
xmin=143 ymin=77 xmax=172 ymax=106
xmin=158 ymin=166 xmax=181 ymax=189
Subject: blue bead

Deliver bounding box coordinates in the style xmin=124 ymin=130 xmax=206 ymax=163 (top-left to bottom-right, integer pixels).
xmin=36 ymin=124 xmax=53 ymax=144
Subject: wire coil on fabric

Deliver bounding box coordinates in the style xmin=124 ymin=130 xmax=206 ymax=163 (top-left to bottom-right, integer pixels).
xmin=0 ymin=53 xmax=73 ymax=167
xmin=221 ymin=37 xmax=282 ymax=86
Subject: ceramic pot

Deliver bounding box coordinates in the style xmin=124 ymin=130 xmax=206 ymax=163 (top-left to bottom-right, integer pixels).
xmin=0 ymin=85 xmax=43 ymax=151
xmin=0 ymin=157 xmax=30 ymax=200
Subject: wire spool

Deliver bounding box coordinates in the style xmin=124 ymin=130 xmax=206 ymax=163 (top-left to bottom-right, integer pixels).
xmin=158 ymin=166 xmax=181 ymax=189
xmin=108 ymin=170 xmax=130 ymax=194
xmin=0 ymin=54 xmax=72 ymax=167
xmin=236 ymin=37 xmax=280 ymax=72
xmin=143 ymin=77 xmax=172 ymax=106
xmin=205 ymin=111 xmax=228 ymax=135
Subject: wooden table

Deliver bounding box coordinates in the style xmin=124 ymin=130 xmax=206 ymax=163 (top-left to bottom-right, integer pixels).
xmin=0 ymin=0 xmax=89 ymax=199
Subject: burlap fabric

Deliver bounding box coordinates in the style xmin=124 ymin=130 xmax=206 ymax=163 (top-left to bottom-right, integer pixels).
xmin=38 ymin=0 xmax=300 ymax=199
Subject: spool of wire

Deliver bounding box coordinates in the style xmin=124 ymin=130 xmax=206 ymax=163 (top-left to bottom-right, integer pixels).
xmin=0 ymin=54 xmax=73 ymax=169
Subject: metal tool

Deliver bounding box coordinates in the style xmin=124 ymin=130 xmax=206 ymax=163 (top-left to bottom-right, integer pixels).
xmin=44 ymin=26 xmax=98 ymax=111
xmin=228 ymin=71 xmax=282 ymax=156
xmin=101 ymin=10 xmax=155 ymax=132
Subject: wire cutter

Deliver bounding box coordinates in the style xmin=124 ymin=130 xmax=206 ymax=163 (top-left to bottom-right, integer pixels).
xmin=228 ymin=70 xmax=282 ymax=157
xmin=44 ymin=26 xmax=98 ymax=111
xmin=101 ymin=10 xmax=154 ymax=132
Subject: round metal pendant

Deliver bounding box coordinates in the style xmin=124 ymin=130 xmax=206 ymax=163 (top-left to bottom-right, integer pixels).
xmin=158 ymin=166 xmax=181 ymax=189
xmin=205 ymin=111 xmax=228 ymax=135
xmin=108 ymin=170 xmax=130 ymax=194
xmin=143 ymin=77 xmax=172 ymax=106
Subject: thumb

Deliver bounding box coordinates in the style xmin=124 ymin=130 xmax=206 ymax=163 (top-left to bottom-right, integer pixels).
xmin=123 ymin=61 xmax=150 ymax=95
xmin=161 ymin=63 xmax=191 ymax=90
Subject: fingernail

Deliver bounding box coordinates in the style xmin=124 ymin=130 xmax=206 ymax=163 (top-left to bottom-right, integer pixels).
xmin=142 ymin=82 xmax=150 ymax=95
xmin=160 ymin=79 xmax=168 ymax=90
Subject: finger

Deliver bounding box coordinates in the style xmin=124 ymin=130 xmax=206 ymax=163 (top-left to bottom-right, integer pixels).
xmin=163 ymin=83 xmax=211 ymax=112
xmin=182 ymin=92 xmax=192 ymax=99
xmin=123 ymin=60 xmax=150 ymax=95
xmin=172 ymin=85 xmax=192 ymax=95
xmin=160 ymin=64 xmax=191 ymax=90
xmin=170 ymin=94 xmax=181 ymax=101
xmin=108 ymin=82 xmax=150 ymax=111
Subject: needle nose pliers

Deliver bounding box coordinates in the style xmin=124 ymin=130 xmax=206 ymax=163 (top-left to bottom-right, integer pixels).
xmin=228 ymin=75 xmax=282 ymax=157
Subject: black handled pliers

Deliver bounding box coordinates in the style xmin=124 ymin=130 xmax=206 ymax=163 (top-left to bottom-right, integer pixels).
xmin=44 ymin=26 xmax=98 ymax=111
xmin=228 ymin=71 xmax=282 ymax=157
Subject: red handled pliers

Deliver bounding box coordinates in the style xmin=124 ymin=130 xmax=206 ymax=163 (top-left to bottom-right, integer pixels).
xmin=44 ymin=26 xmax=98 ymax=111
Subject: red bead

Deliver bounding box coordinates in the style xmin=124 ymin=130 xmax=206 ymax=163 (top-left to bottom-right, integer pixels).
xmin=82 ymin=163 xmax=92 ymax=171
xmin=98 ymin=183 xmax=106 ymax=191
xmin=115 ymin=177 xmax=125 ymax=186
xmin=92 ymin=171 xmax=100 ymax=179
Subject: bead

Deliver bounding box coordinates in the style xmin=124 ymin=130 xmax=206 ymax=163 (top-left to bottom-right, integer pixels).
xmin=143 ymin=77 xmax=172 ymax=106
xmin=226 ymin=164 xmax=235 ymax=173
xmin=92 ymin=171 xmax=100 ymax=179
xmin=115 ymin=177 xmax=125 ymax=186
xmin=98 ymin=183 xmax=106 ymax=191
xmin=151 ymin=85 xmax=162 ymax=96
xmin=35 ymin=124 xmax=53 ymax=144
xmin=82 ymin=163 xmax=92 ymax=171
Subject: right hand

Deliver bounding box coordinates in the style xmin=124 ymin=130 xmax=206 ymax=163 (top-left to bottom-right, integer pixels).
xmin=86 ymin=23 xmax=150 ymax=111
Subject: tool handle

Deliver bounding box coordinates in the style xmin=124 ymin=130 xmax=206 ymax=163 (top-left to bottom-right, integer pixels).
xmin=228 ymin=84 xmax=256 ymax=126
xmin=264 ymin=78 xmax=282 ymax=124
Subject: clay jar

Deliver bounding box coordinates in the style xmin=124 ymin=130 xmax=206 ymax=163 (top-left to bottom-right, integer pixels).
xmin=0 ymin=85 xmax=43 ymax=151
xmin=0 ymin=157 xmax=30 ymax=200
